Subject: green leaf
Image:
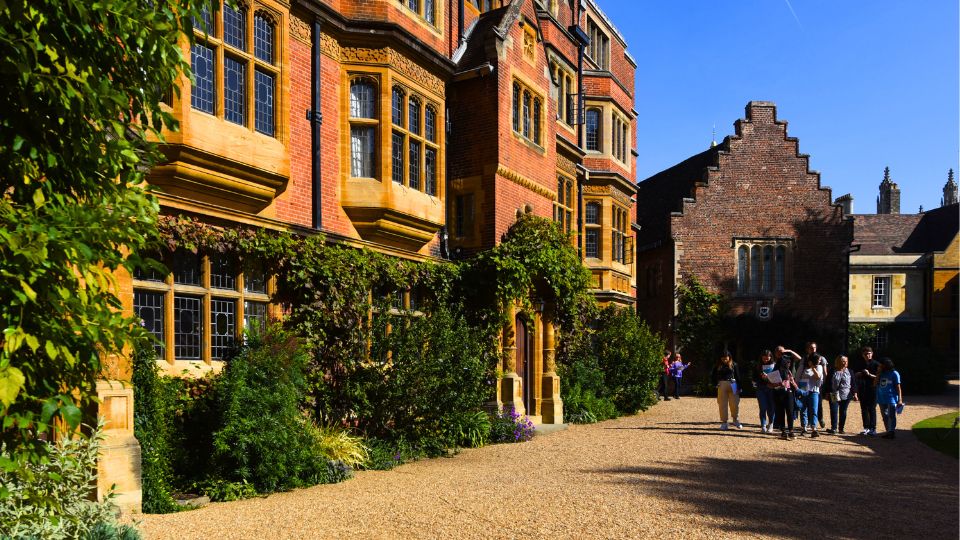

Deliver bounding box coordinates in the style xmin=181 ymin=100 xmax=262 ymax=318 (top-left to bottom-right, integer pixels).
xmin=20 ymin=280 xmax=37 ymax=301
xmin=61 ymin=404 xmax=82 ymax=429
xmin=0 ymin=366 xmax=26 ymax=407
xmin=45 ymin=340 xmax=58 ymax=360
xmin=32 ymin=188 xmax=45 ymax=207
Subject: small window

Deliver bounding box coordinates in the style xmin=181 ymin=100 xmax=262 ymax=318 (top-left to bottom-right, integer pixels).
xmin=425 ymin=106 xmax=437 ymax=142
xmin=392 ymin=87 xmax=405 ymax=126
xmin=253 ymin=13 xmax=275 ymax=63
xmin=350 ymin=79 xmax=377 ymax=119
xmin=584 ymin=202 xmax=601 ymax=259
xmin=134 ymin=291 xmax=165 ymax=357
xmin=349 ymin=78 xmax=378 ymax=178
xmin=190 ymin=44 xmax=215 ymax=114
xmin=223 ymin=3 xmax=246 ymax=50
xmin=224 ymin=56 xmax=246 ymax=125
xmin=585 ymin=108 xmax=601 ymax=151
xmin=735 ymin=240 xmax=791 ymax=296
xmin=873 ymin=276 xmax=892 ymax=308
xmin=512 ymin=83 xmax=521 ymax=132
xmin=392 ymin=131 xmax=405 ymax=184
xmin=512 ymin=80 xmax=543 ymax=146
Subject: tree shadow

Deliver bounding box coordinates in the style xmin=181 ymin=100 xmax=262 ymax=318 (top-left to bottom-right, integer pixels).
xmin=590 ymin=435 xmax=959 ymax=539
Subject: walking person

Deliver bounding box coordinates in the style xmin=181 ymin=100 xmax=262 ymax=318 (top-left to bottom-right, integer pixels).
xmin=669 ymin=353 xmax=692 ymax=399
xmin=711 ymin=351 xmax=743 ymax=430
xmin=769 ymin=352 xmax=800 ymax=440
xmin=754 ymin=349 xmax=777 ymax=433
xmin=853 ymin=346 xmax=880 ymax=436
xmin=797 ymin=353 xmax=824 ymax=437
xmin=658 ymin=352 xmax=672 ymax=401
xmin=876 ymin=357 xmax=903 ymax=439
xmin=805 ymin=342 xmax=830 ymax=430
xmin=776 ymin=346 xmax=803 ymax=424
xmin=827 ymin=355 xmax=852 ymax=434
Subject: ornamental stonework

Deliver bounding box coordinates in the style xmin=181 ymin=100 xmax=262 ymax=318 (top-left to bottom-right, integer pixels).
xmin=340 ymin=46 xmax=389 ymax=64
xmin=387 ymin=49 xmax=444 ymax=97
xmin=582 ymin=185 xmax=608 ymax=195
xmin=290 ymin=13 xmax=310 ymax=44
xmin=496 ymin=165 xmax=557 ymax=201
xmin=557 ymin=154 xmax=576 ymax=176
xmin=333 ymin=43 xmax=444 ymax=97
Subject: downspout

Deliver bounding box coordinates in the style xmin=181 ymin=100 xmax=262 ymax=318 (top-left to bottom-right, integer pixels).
xmin=458 ymin=0 xmax=465 ymax=45
xmin=310 ymin=18 xmax=324 ymax=230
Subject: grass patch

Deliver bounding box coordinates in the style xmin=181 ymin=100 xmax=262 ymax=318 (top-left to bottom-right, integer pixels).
xmin=912 ymin=411 xmax=959 ymax=459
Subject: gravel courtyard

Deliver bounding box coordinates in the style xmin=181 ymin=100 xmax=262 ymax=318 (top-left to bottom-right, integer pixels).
xmin=137 ymin=386 xmax=959 ymax=539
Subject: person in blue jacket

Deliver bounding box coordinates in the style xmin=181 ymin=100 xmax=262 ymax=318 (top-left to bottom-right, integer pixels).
xmin=669 ymin=352 xmax=692 ymax=399
xmin=876 ymin=357 xmax=903 ymax=439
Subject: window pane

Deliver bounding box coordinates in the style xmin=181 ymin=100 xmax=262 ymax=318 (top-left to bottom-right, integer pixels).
xmin=586 ymin=109 xmax=600 ymax=151
xmin=224 ymin=56 xmax=246 ymax=125
xmin=522 ymin=92 xmax=530 ymax=138
xmin=512 ymin=83 xmax=520 ymax=132
xmin=762 ymin=246 xmax=773 ymax=292
xmin=586 ymin=229 xmax=599 ymax=258
xmin=737 ymin=245 xmax=748 ymax=292
xmin=585 ymin=202 xmax=600 ymax=224
xmin=174 ymin=295 xmax=202 ymax=359
xmin=244 ymin=262 xmax=266 ymax=293
xmin=407 ymin=0 xmax=419 ymax=10
xmin=425 ymin=148 xmax=437 ymax=195
xmin=351 ymin=126 xmax=375 ymax=177
xmin=254 ymin=14 xmax=274 ymax=63
xmin=244 ymin=301 xmax=268 ymax=333
xmin=424 ymin=0 xmax=435 ymax=24
xmin=254 ymin=70 xmax=275 ymax=136
xmin=392 ymin=87 xmax=404 ymax=126
xmin=210 ymin=253 xmax=237 ymax=290
xmin=565 ymin=210 xmax=572 ymax=232
xmin=350 ymin=80 xmax=376 ymax=119
xmin=408 ymin=139 xmax=421 ymax=190
xmin=190 ymin=43 xmax=215 ymax=114
xmin=223 ymin=3 xmax=246 ymax=50
xmin=750 ymin=246 xmax=761 ymax=293
xmin=775 ymin=246 xmax=786 ymax=294
xmin=193 ymin=2 xmax=212 ymax=33
xmin=392 ymin=131 xmax=404 ymax=184
xmin=408 ymin=97 xmax=421 ymax=135
xmin=211 ymin=298 xmax=236 ymax=360
xmin=533 ymin=98 xmax=541 ymax=144
xmin=134 ymin=290 xmax=165 ymax=358
xmin=425 ymin=107 xmax=436 ymax=142
xmin=173 ymin=250 xmax=201 ymax=285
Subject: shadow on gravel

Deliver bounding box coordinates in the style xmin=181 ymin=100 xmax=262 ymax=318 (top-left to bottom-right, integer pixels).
xmin=592 ymin=443 xmax=959 ymax=539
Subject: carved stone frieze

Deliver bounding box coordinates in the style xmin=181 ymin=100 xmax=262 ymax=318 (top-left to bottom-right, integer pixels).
xmin=290 ymin=13 xmax=310 ymax=44
xmin=496 ymin=165 xmax=557 ymax=201
xmin=556 ymin=154 xmax=577 ymax=176
xmin=581 ymin=185 xmax=609 ymax=195
xmin=387 ymin=49 xmax=444 ymax=97
xmin=330 ymin=41 xmax=444 ymax=97
xmin=320 ymin=32 xmax=340 ymax=59
xmin=611 ymin=189 xmax=632 ymax=206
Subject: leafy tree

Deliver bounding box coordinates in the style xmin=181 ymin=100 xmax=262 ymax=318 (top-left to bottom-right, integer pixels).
xmin=593 ymin=306 xmax=665 ymax=414
xmin=0 ymin=0 xmax=202 ymax=465
xmin=675 ymin=277 xmax=724 ymax=365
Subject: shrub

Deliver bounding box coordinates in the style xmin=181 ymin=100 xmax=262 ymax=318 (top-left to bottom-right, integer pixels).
xmin=360 ymin=438 xmax=418 ymax=471
xmin=310 ymin=424 xmax=369 ymax=468
xmin=210 ymin=326 xmax=327 ymax=493
xmin=446 ymin=410 xmax=491 ymax=449
xmin=490 ymin=406 xmax=535 ymax=443
xmin=132 ymin=343 xmax=181 ymax=514
xmin=592 ymin=306 xmax=664 ymax=414
xmin=0 ymin=423 xmax=137 ymax=539
xmin=192 ymin=478 xmax=258 ymax=503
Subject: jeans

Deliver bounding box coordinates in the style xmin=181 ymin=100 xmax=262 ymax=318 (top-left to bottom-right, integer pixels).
xmin=658 ymin=374 xmax=670 ymax=398
xmin=672 ymin=377 xmax=682 ymax=399
xmin=773 ymin=390 xmax=795 ymax=432
xmin=880 ymin=403 xmax=898 ymax=433
xmin=860 ymin=392 xmax=878 ymax=431
xmin=804 ymin=391 xmax=820 ymax=430
xmin=830 ymin=397 xmax=851 ymax=431
xmin=756 ymin=387 xmax=775 ymax=426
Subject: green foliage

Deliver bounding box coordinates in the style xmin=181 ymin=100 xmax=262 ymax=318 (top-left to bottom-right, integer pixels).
xmin=0 ymin=0 xmax=208 ymax=466
xmin=86 ymin=521 xmax=143 ymax=540
xmin=360 ymin=438 xmax=418 ymax=471
xmin=592 ymin=306 xmax=665 ymax=414
xmin=848 ymin=323 xmax=884 ymax=353
xmin=676 ymin=277 xmax=724 ymax=364
xmin=210 ymin=326 xmax=328 ymax=493
xmin=0 ymin=423 xmax=135 ymax=539
xmin=366 ymin=303 xmax=495 ymax=456
xmin=447 ymin=411 xmax=492 ymax=449
xmin=311 ymin=424 xmax=369 ymax=468
xmin=192 ymin=478 xmax=258 ymax=503
xmin=132 ymin=343 xmax=182 ymax=514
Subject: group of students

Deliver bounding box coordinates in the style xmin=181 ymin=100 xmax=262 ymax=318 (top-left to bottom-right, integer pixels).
xmin=662 ymin=343 xmax=905 ymax=440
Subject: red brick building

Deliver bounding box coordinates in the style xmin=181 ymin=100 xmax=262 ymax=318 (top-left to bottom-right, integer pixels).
xmin=108 ymin=0 xmax=639 ymax=510
xmin=635 ymin=101 xmax=853 ymax=361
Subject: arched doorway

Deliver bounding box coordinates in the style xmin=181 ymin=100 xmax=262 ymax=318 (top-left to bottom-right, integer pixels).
xmin=515 ymin=314 xmax=536 ymax=414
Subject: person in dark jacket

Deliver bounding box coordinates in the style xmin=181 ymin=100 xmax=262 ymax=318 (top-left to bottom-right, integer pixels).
xmin=711 ymin=351 xmax=743 ymax=430
xmin=852 ymin=346 xmax=880 ymax=436
xmin=768 ymin=354 xmax=800 ymax=440
xmin=753 ymin=349 xmax=778 ymax=433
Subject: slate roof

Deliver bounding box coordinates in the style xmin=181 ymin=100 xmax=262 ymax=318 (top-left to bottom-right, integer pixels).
xmin=635 ymin=142 xmax=724 ymax=247
xmin=455 ymin=2 xmax=521 ymax=71
xmin=851 ymin=203 xmax=958 ymax=256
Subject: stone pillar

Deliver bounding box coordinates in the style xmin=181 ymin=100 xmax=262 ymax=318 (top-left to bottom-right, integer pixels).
xmin=96 ymin=380 xmax=141 ymax=514
xmin=499 ymin=303 xmax=526 ymax=416
xmin=540 ymin=314 xmax=564 ymax=424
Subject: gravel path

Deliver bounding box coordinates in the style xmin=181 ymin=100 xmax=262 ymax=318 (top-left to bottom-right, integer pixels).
xmin=137 ymin=386 xmax=959 ymax=539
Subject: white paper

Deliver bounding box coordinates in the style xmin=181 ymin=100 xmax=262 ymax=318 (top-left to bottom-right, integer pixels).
xmin=765 ymin=370 xmax=782 ymax=384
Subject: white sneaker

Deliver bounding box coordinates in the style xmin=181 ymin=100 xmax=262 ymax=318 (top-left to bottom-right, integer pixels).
xmin=868 ymin=429 xmax=878 ymax=436
xmin=761 ymin=425 xmax=768 ymax=433
xmin=859 ymin=429 xmax=870 ymax=435
xmin=766 ymin=423 xmax=774 ymax=433
xmin=734 ymin=422 xmax=743 ymax=429
xmin=720 ymin=423 xmax=729 ymax=430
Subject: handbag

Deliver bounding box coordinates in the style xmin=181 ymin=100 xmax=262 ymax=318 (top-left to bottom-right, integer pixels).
xmin=829 ymin=391 xmax=840 ymax=403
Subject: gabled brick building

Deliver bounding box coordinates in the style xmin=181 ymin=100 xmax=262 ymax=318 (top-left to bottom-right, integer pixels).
xmin=103 ymin=0 xmax=639 ymax=510
xmin=635 ymin=101 xmax=853 ymax=361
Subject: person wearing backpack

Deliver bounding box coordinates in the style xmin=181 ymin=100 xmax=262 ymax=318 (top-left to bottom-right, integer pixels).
xmin=876 ymin=357 xmax=903 ymax=439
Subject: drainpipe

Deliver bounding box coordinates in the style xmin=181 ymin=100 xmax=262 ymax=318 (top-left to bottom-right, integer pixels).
xmin=458 ymin=0 xmax=465 ymax=45
xmin=309 ymin=18 xmax=324 ymax=230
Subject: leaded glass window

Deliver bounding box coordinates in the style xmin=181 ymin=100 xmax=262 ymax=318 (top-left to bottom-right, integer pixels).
xmin=254 ymin=69 xmax=274 ymax=136
xmin=134 ymin=291 xmax=165 ymax=357
xmin=211 ymin=298 xmax=236 ymax=360
xmin=191 ymin=44 xmax=215 ymax=114
xmin=408 ymin=140 xmax=421 ymax=190
xmin=224 ymin=56 xmax=246 ymax=125
xmin=174 ymin=295 xmax=202 ymax=360
xmin=223 ymin=3 xmax=246 ymax=50
xmin=253 ymin=13 xmax=274 ymax=63
xmin=392 ymin=131 xmax=405 ymax=184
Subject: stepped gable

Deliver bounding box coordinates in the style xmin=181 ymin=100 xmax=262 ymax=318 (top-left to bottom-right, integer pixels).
xmin=635 ymin=143 xmax=723 ymax=246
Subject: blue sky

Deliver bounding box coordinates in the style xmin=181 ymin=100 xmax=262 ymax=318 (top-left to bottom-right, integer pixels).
xmin=601 ymin=1 xmax=959 ymax=214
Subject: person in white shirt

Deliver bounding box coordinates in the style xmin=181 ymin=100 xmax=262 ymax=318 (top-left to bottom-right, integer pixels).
xmin=797 ymin=353 xmax=824 ymax=437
